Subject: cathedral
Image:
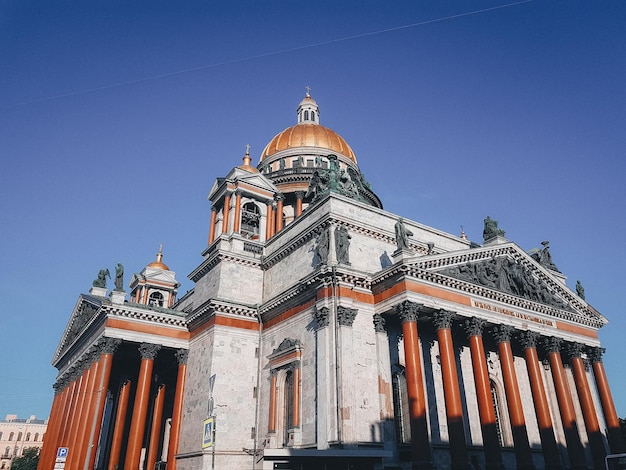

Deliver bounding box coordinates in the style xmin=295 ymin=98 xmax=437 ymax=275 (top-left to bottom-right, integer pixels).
xmin=39 ymin=92 xmax=624 ymax=470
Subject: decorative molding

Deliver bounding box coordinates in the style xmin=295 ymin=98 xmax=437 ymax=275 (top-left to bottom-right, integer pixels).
xmin=567 ymin=342 xmax=584 ymax=359
xmin=100 ymin=337 xmax=122 ymax=355
xmin=337 ymin=306 xmax=358 ymax=327
xmin=273 ymin=338 xmax=302 ymax=354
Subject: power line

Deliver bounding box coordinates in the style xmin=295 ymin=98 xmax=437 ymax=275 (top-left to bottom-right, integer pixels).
xmin=2 ymin=1 xmax=531 ymax=109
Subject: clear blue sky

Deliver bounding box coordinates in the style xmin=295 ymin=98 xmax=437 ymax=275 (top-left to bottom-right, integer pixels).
xmin=1 ymin=1 xmax=625 ymax=421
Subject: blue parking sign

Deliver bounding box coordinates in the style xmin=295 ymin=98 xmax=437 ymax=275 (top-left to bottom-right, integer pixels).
xmin=57 ymin=447 xmax=69 ymax=459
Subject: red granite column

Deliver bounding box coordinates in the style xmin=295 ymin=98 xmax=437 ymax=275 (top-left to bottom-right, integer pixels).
xmin=433 ymin=309 xmax=467 ymax=470
xmin=493 ymin=325 xmax=535 ymax=470
xmin=265 ymin=201 xmax=274 ymax=240
xmin=37 ymin=383 xmax=64 ymax=470
xmin=268 ymin=371 xmax=278 ymax=433
xmin=58 ymin=375 xmax=78 ymax=446
xmin=67 ymin=364 xmax=91 ymax=468
xmin=233 ymin=190 xmax=242 ymax=233
xmin=275 ymin=195 xmax=284 ymax=232
xmin=589 ymin=347 xmax=626 ymax=454
xmin=295 ymin=191 xmax=304 ymax=217
xmin=222 ymin=193 xmax=231 ymax=234
xmin=293 ymin=362 xmax=301 ymax=428
xmin=125 ymin=343 xmax=161 ymax=470
xmin=167 ymin=349 xmax=188 ymax=470
xmin=396 ymin=301 xmax=432 ymax=469
xmin=519 ymin=331 xmax=561 ymax=470
xmin=146 ymin=384 xmax=166 ymax=470
xmin=86 ymin=338 xmax=121 ymax=470
xmin=464 ymin=318 xmax=503 ymax=470
xmin=568 ymin=344 xmax=606 ymax=470
xmin=73 ymin=352 xmax=100 ymax=470
xmin=108 ymin=378 xmax=131 ymax=470
xmin=544 ymin=337 xmax=586 ymax=470
xmin=208 ymin=206 xmax=217 ymax=245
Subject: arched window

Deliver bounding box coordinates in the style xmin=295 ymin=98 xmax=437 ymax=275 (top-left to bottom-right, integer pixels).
xmin=34 ymin=433 xmax=39 ymax=442
xmin=7 ymin=433 xmax=12 ymax=442
xmin=283 ymin=369 xmax=294 ymax=446
xmin=148 ymin=291 xmax=164 ymax=307
xmin=25 ymin=433 xmax=30 ymax=442
xmin=392 ymin=368 xmax=411 ymax=443
xmin=311 ymin=111 xmax=315 ymax=122
xmin=3 ymin=447 xmax=9 ymax=458
xmin=0 ymin=432 xmax=2 ymax=440
xmin=490 ymin=380 xmax=505 ymax=447
xmin=304 ymin=110 xmax=309 ymax=121
xmin=16 ymin=433 xmax=21 ymax=441
xmin=241 ymin=202 xmax=260 ymax=239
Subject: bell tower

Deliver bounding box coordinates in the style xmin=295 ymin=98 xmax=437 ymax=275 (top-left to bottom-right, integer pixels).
xmin=129 ymin=245 xmax=180 ymax=307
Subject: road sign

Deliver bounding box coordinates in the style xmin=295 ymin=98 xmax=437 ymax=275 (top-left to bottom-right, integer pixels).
xmin=56 ymin=447 xmax=69 ymax=460
xmin=202 ymin=417 xmax=214 ymax=449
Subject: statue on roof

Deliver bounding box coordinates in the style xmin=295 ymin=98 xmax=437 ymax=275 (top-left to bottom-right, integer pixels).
xmin=576 ymin=280 xmax=585 ymax=300
xmin=93 ymin=268 xmax=110 ymax=288
xmin=483 ymin=216 xmax=505 ymax=242
xmin=531 ymin=240 xmax=560 ymax=272
xmin=114 ymin=263 xmax=124 ymax=291
xmin=394 ymin=218 xmax=413 ymax=251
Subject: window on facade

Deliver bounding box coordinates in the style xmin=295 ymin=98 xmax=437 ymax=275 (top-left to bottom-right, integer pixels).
xmin=311 ymin=111 xmax=315 ymax=122
xmin=25 ymin=433 xmax=30 ymax=442
xmin=241 ymin=202 xmax=260 ymax=239
xmin=7 ymin=434 xmax=12 ymax=442
xmin=3 ymin=447 xmax=8 ymax=458
xmin=148 ymin=291 xmax=164 ymax=307
xmin=0 ymin=433 xmax=2 ymax=441
xmin=393 ymin=369 xmax=411 ymax=444
xmin=283 ymin=369 xmax=294 ymax=446
xmin=304 ymin=110 xmax=309 ymax=120
xmin=34 ymin=433 xmax=39 ymax=442
xmin=490 ymin=380 xmax=504 ymax=447
xmin=16 ymin=433 xmax=21 ymax=442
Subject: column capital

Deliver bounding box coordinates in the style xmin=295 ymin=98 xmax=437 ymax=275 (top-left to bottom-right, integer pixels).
xmin=274 ymin=193 xmax=284 ymax=202
xmin=372 ymin=314 xmax=386 ymax=333
xmin=211 ymin=205 xmax=218 ymax=212
xmin=519 ymin=330 xmax=540 ymax=349
xmin=100 ymin=337 xmax=122 ymax=355
xmin=295 ymin=191 xmax=305 ymax=199
xmin=139 ymin=343 xmax=161 ymax=360
xmin=463 ymin=317 xmax=486 ymax=337
xmin=175 ymin=349 xmax=189 ymax=365
xmin=337 ymin=306 xmax=358 ymax=327
xmin=492 ymin=324 xmax=514 ymax=344
xmin=314 ymin=306 xmax=330 ymax=328
xmin=432 ymin=309 xmax=454 ymax=330
xmin=234 ymin=189 xmax=244 ymax=197
xmin=543 ymin=336 xmax=563 ymax=354
xmin=395 ymin=300 xmax=423 ymax=323
xmin=567 ymin=342 xmax=585 ymax=359
xmin=589 ymin=347 xmax=605 ymax=363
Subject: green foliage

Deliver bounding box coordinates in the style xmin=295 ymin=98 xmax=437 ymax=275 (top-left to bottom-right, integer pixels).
xmin=10 ymin=447 xmax=39 ymax=470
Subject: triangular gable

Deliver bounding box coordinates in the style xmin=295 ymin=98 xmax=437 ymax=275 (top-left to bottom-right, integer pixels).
xmin=52 ymin=294 xmax=105 ymax=364
xmin=400 ymin=242 xmax=606 ymax=328
xmin=208 ymin=170 xmax=278 ymax=201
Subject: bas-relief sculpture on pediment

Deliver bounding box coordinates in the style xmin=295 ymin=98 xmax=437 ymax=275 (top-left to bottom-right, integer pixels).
xmin=437 ymin=255 xmax=572 ymax=312
xmin=54 ymin=298 xmax=102 ymax=362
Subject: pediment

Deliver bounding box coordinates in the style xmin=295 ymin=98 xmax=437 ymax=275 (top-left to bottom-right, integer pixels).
xmin=403 ymin=242 xmax=606 ymax=328
xmin=53 ymin=294 xmax=105 ymax=364
xmin=208 ymin=169 xmax=278 ymax=201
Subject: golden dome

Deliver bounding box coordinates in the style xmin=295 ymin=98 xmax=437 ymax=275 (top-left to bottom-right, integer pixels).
xmin=260 ymin=123 xmax=357 ymax=163
xmin=147 ymin=245 xmax=170 ymax=271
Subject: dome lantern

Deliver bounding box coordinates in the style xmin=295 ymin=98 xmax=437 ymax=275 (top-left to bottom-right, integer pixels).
xmin=297 ymin=87 xmax=320 ymax=124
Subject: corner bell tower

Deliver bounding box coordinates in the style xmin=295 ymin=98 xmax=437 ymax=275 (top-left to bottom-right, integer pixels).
xmin=129 ymin=246 xmax=180 ymax=307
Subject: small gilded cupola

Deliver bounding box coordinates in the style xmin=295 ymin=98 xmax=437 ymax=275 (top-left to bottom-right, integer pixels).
xmin=297 ymin=88 xmax=320 ymax=124
xmin=129 ymin=245 xmax=180 ymax=308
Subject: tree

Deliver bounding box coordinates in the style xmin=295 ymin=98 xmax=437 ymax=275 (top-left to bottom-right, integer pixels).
xmin=11 ymin=447 xmax=39 ymax=470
